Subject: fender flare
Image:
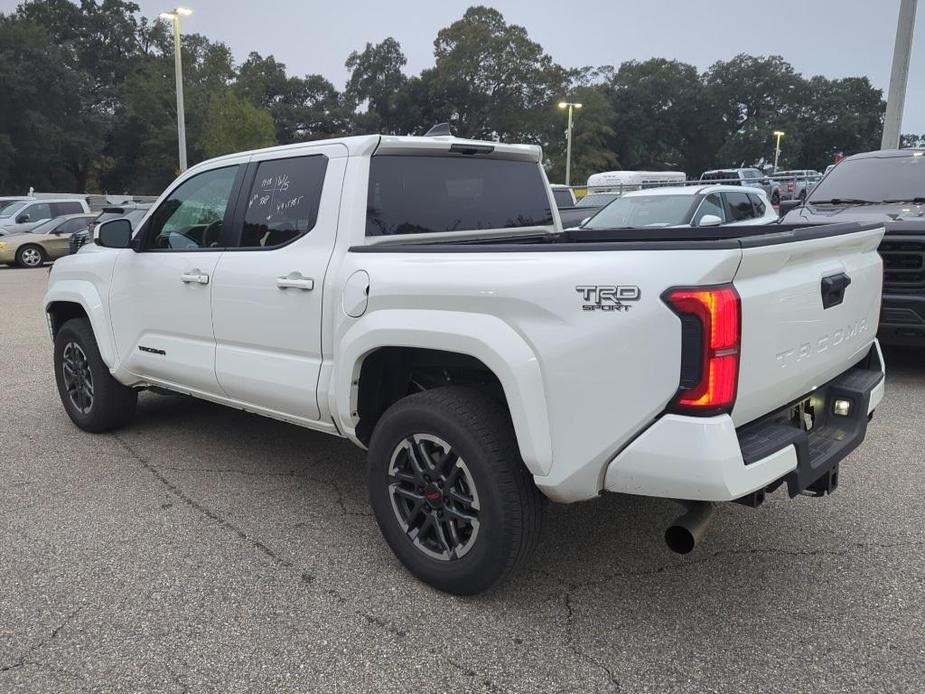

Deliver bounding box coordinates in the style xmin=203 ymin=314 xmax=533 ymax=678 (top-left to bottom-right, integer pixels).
xmin=44 ymin=280 xmax=117 ymax=369
xmin=332 ymin=309 xmax=553 ymax=476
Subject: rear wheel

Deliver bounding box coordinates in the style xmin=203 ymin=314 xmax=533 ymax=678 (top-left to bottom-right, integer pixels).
xmin=368 ymin=387 xmax=543 ymax=595
xmin=54 ymin=318 xmax=137 ymax=432
xmin=16 ymin=244 xmax=45 ymax=268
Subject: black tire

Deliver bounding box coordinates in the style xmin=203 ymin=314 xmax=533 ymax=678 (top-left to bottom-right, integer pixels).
xmin=368 ymin=386 xmax=543 ymax=595
xmin=16 ymin=244 xmax=46 ymax=268
xmin=53 ymin=318 xmax=137 ymax=432
xmin=771 ymin=190 xmax=781 ymax=206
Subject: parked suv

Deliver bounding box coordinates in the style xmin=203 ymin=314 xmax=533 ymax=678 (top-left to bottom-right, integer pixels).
xmin=0 ymin=198 xmax=90 ymax=234
xmin=45 ymin=135 xmax=884 ymax=594
xmin=700 ymin=168 xmax=782 ymax=206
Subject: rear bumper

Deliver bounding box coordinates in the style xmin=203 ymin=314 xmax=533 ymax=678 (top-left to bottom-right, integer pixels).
xmin=879 ymin=292 xmax=925 ymax=345
xmin=604 ymin=342 xmax=884 ymax=502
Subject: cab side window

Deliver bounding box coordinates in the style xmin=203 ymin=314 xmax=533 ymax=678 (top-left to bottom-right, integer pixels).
xmin=143 ymin=166 xmax=239 ymax=250
xmin=724 ymin=192 xmax=755 ymax=222
xmin=239 ymin=155 xmax=328 ymax=249
xmin=52 ymin=202 xmax=84 ymax=216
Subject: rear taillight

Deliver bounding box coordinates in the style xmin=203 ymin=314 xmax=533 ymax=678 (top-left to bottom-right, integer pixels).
xmin=663 ymin=285 xmax=741 ymax=415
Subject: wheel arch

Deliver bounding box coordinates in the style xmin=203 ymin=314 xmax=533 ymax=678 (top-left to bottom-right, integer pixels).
xmin=333 ymin=310 xmax=553 ymax=476
xmin=44 ymin=280 xmax=116 ymax=368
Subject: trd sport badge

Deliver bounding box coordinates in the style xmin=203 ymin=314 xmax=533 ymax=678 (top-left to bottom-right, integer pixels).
xmin=576 ymin=285 xmax=641 ymax=312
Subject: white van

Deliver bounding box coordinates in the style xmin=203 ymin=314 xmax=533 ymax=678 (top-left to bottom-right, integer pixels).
xmin=586 ymin=170 xmax=687 ymax=193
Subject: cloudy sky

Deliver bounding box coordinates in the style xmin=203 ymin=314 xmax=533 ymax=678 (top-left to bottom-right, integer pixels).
xmin=5 ymin=0 xmax=924 ymax=131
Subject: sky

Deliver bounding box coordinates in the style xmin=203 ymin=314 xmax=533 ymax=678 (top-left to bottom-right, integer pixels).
xmin=3 ymin=0 xmax=924 ymax=131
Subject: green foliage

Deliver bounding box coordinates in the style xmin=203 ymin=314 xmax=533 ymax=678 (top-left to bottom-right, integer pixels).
xmin=0 ymin=2 xmax=902 ymax=195
xmin=201 ymin=91 xmax=276 ymax=159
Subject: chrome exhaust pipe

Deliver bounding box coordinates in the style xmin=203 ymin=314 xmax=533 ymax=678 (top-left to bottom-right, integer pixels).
xmin=665 ymin=501 xmax=715 ymax=554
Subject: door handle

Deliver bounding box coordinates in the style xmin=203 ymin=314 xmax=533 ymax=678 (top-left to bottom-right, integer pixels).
xmin=277 ymin=273 xmax=314 ymax=291
xmin=181 ymin=271 xmax=210 ymax=285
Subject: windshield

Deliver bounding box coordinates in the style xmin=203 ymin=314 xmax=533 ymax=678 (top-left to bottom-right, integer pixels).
xmin=0 ymin=200 xmax=29 ymax=218
xmin=809 ymin=153 xmax=925 ymax=204
xmin=583 ymin=194 xmax=698 ymax=229
xmin=577 ymin=193 xmax=620 ymax=208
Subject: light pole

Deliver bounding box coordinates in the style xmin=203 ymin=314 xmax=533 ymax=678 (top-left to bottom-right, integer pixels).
xmin=881 ymin=0 xmax=918 ymax=149
xmin=772 ymin=130 xmax=785 ymax=171
xmin=160 ymin=7 xmax=192 ymax=172
xmin=558 ymin=101 xmax=582 ymax=186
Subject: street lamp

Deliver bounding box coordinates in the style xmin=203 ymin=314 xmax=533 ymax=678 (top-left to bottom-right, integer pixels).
xmin=772 ymin=130 xmax=785 ymax=171
xmin=160 ymin=7 xmax=192 ymax=172
xmin=558 ymin=101 xmax=582 ymax=186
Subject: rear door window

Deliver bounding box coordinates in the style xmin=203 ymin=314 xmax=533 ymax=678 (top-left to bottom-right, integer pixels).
xmin=367 ymin=155 xmax=553 ymax=236
xmin=724 ymin=192 xmax=755 ymax=221
xmin=240 ymin=155 xmax=328 ymax=248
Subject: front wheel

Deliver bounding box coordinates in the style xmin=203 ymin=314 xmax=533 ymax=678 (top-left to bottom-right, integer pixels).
xmin=53 ymin=318 xmax=137 ymax=432
xmin=368 ymin=387 xmax=543 ymax=595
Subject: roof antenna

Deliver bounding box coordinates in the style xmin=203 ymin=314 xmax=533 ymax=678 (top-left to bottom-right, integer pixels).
xmin=425 ymin=122 xmax=452 ymax=137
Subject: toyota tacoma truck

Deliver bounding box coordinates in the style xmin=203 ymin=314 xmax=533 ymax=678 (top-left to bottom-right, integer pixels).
xmin=45 ymin=134 xmax=886 ymax=594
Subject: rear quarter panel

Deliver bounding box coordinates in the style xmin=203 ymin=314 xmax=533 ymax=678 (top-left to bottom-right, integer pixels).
xmin=333 ymin=246 xmax=742 ymax=500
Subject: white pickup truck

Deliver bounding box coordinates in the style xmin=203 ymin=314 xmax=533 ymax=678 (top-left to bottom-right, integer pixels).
xmin=45 ymin=135 xmax=886 ymax=594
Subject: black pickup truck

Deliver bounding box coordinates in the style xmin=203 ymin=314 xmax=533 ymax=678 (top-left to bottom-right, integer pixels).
xmin=781 ymin=148 xmax=925 ymax=346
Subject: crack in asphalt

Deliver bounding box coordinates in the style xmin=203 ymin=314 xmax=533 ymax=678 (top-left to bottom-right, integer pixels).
xmin=562 ymin=590 xmax=622 ymax=691
xmin=148 ymin=461 xmax=373 ymax=518
xmin=112 ymin=433 xmax=503 ymax=692
xmin=0 ymin=606 xmax=84 ymax=676
xmin=113 ymin=434 xmax=293 ymax=569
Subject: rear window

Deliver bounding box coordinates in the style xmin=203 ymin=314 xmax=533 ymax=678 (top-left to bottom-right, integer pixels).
xmin=366 ymin=155 xmax=553 ymax=236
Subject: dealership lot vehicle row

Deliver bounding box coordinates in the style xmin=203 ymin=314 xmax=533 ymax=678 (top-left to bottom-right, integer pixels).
xmin=3 ymin=266 xmax=924 ymax=692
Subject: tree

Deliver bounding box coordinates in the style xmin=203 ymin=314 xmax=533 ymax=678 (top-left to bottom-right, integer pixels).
xmin=345 ymin=38 xmax=409 ymax=134
xmin=429 ymin=6 xmax=566 ymax=141
xmin=201 ymin=91 xmax=276 ymax=158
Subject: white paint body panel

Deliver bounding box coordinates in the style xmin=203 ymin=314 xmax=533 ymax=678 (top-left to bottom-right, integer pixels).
xmin=42 ymin=134 xmax=886 ymax=505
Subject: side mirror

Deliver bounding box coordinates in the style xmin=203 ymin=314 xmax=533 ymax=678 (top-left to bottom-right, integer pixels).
xmin=778 ymin=199 xmax=803 ymax=217
xmin=698 ymin=214 xmax=723 ymax=227
xmin=16 ymin=214 xmax=29 ymax=224
xmin=96 ymin=218 xmax=133 ymax=249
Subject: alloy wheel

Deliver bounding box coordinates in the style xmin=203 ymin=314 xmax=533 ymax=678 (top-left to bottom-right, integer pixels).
xmin=20 ymin=247 xmax=43 ymax=267
xmin=387 ymin=434 xmax=481 ymax=561
xmin=61 ymin=341 xmax=94 ymax=414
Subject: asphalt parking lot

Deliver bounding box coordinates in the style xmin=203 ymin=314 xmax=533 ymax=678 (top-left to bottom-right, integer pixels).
xmin=1 ymin=264 xmax=923 ymax=694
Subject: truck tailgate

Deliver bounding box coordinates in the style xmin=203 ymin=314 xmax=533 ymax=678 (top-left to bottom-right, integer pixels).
xmin=732 ymin=224 xmax=885 ymax=426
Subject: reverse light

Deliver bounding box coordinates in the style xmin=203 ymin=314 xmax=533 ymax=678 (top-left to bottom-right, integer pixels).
xmin=664 ymin=285 xmax=741 ymax=414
